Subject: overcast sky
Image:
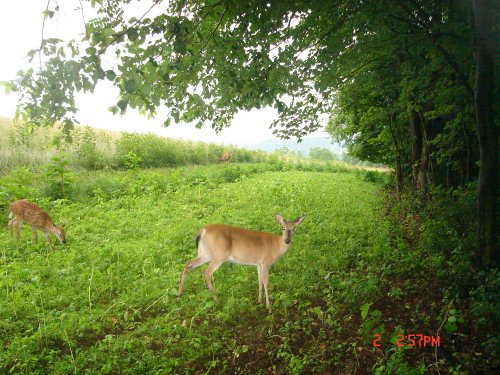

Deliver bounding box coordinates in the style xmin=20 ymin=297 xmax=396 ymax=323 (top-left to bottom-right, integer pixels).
xmin=0 ymin=1 xmax=330 ymax=147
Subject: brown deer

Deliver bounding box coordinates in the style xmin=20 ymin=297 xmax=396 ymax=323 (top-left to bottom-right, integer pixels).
xmin=177 ymin=214 xmax=305 ymax=312
xmin=8 ymin=199 xmax=66 ymax=251
xmin=218 ymin=151 xmax=231 ymax=163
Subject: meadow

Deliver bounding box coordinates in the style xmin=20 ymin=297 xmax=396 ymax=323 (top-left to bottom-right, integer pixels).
xmin=0 ymin=162 xmax=393 ymax=373
xmin=0 ymin=119 xmax=496 ymax=373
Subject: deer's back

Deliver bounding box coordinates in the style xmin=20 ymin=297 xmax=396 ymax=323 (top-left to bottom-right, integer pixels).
xmin=10 ymin=200 xmax=52 ymax=228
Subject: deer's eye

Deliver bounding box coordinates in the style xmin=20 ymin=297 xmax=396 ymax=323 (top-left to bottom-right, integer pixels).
xmin=282 ymin=227 xmax=285 ymax=230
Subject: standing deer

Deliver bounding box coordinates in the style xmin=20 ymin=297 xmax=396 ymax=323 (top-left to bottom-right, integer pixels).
xmin=218 ymin=151 xmax=231 ymax=163
xmin=8 ymin=199 xmax=66 ymax=251
xmin=177 ymin=214 xmax=305 ymax=312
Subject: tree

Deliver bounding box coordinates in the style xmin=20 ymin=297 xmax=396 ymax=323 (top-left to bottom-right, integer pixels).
xmin=473 ymin=0 xmax=498 ymax=266
xmin=309 ymin=147 xmax=336 ymax=161
xmin=5 ymin=0 xmax=499 ymax=265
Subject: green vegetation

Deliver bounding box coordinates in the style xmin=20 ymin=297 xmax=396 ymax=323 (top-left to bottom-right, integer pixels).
xmin=0 ymin=117 xmax=269 ymax=173
xmin=1 ymin=160 xmax=496 ymax=372
xmin=1 ymin=163 xmax=392 ymax=373
xmin=308 ymin=147 xmax=336 ymax=161
xmin=7 ymin=0 xmax=496 ymax=266
xmin=1 ymin=0 xmax=497 ymax=372
xmin=1 ymin=118 xmax=369 ymax=175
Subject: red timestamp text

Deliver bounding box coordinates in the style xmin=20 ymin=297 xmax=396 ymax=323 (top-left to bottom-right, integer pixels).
xmin=373 ymin=334 xmax=441 ymax=348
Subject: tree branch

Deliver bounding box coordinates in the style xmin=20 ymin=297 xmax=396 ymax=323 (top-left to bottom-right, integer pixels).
xmin=200 ymin=7 xmax=227 ymax=54
xmin=96 ymin=0 xmax=161 ymax=56
xmin=40 ymin=0 xmax=51 ymax=69
xmin=78 ymin=0 xmax=87 ymax=39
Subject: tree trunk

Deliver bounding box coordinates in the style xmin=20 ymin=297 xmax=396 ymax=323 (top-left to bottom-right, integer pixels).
xmin=388 ymin=112 xmax=403 ymax=193
xmin=409 ymin=111 xmax=422 ymax=187
xmin=460 ymin=114 xmax=472 ymax=185
xmin=395 ymin=156 xmax=403 ymax=193
xmin=417 ymin=115 xmax=429 ymax=192
xmin=473 ymin=0 xmax=499 ymax=267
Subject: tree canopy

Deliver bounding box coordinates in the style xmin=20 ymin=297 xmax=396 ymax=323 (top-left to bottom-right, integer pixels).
xmin=5 ymin=0 xmax=499 ymax=264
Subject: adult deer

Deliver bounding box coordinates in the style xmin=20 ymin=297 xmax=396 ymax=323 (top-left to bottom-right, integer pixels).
xmin=218 ymin=151 xmax=231 ymax=163
xmin=8 ymin=199 xmax=66 ymax=251
xmin=177 ymin=214 xmax=305 ymax=312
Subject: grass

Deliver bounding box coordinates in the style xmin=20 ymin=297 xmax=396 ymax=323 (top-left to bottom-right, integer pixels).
xmin=0 ymin=118 xmax=497 ymax=373
xmin=0 ymin=117 xmax=387 ymax=176
xmin=0 ymin=117 xmax=269 ymax=173
xmin=0 ymin=163 xmax=392 ymax=373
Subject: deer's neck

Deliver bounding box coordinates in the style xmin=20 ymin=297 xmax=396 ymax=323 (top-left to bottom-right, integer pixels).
xmin=278 ymin=234 xmax=292 ymax=255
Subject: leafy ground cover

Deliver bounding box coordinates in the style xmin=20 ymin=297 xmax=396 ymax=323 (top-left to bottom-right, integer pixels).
xmin=0 ymin=164 xmax=395 ymax=373
xmin=2 ymin=163 xmax=495 ymax=373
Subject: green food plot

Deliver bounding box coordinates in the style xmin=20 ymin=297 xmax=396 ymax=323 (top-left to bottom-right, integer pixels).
xmin=0 ymin=166 xmax=386 ymax=373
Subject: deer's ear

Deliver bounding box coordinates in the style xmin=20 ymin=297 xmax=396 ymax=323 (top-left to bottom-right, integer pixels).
xmin=275 ymin=213 xmax=285 ymax=226
xmin=61 ymin=222 xmax=66 ymax=228
xmin=294 ymin=215 xmax=305 ymax=225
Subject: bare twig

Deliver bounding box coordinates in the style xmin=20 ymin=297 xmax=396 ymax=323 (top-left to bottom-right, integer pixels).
xmin=145 ymin=291 xmax=169 ymax=311
xmin=78 ymin=0 xmax=88 ymax=39
xmin=434 ymin=298 xmax=454 ymax=375
xmin=40 ymin=0 xmax=51 ymax=68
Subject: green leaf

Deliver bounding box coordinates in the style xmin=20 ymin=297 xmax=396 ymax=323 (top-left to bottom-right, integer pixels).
xmin=85 ymin=47 xmax=97 ymax=55
xmin=444 ymin=323 xmax=458 ymax=333
xmin=101 ymin=28 xmax=115 ymax=38
xmin=127 ymin=28 xmax=139 ymax=42
xmin=42 ymin=10 xmax=55 ymax=19
xmin=117 ymin=99 xmax=129 ymax=113
xmin=125 ymin=80 xmax=136 ymax=94
xmin=360 ymin=303 xmax=372 ymax=321
xmin=105 ymin=70 xmax=117 ymax=81
xmin=1 ymin=81 xmax=12 ymax=95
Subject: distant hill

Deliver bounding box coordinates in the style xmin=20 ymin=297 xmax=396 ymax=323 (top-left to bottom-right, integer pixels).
xmin=245 ymin=136 xmax=344 ymax=157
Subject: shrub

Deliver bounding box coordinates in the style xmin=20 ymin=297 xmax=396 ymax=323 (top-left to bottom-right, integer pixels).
xmin=43 ymin=154 xmax=73 ymax=199
xmin=72 ymin=126 xmax=100 ymax=169
xmin=0 ymin=167 xmax=37 ymax=213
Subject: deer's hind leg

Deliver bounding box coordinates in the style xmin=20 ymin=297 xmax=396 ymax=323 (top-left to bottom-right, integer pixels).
xmin=203 ymin=258 xmax=225 ymax=298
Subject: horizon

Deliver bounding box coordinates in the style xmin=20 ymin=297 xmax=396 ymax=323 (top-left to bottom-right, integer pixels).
xmin=0 ymin=114 xmax=340 ymax=157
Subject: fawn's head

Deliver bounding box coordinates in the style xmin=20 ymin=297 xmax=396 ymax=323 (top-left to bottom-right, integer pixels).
xmin=55 ymin=223 xmax=66 ymax=244
xmin=275 ymin=214 xmax=305 ymax=244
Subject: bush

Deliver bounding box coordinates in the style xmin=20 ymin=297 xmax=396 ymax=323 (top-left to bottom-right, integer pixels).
xmin=116 ymin=133 xmax=181 ymax=168
xmin=364 ymin=170 xmax=385 ymax=183
xmin=309 ymin=147 xmax=337 ymax=160
xmin=43 ymin=154 xmax=73 ymax=199
xmin=72 ymin=126 xmax=100 ymax=169
xmin=0 ymin=167 xmax=38 ymax=213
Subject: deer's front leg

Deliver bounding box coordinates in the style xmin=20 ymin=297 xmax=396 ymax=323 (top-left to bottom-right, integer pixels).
xmin=31 ymin=226 xmax=38 ymax=243
xmin=43 ymin=232 xmax=54 ymax=251
xmin=257 ymin=264 xmax=263 ymax=304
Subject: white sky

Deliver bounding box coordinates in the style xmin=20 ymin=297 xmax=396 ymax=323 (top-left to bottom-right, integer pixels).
xmin=0 ymin=1 xmax=329 ymax=147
